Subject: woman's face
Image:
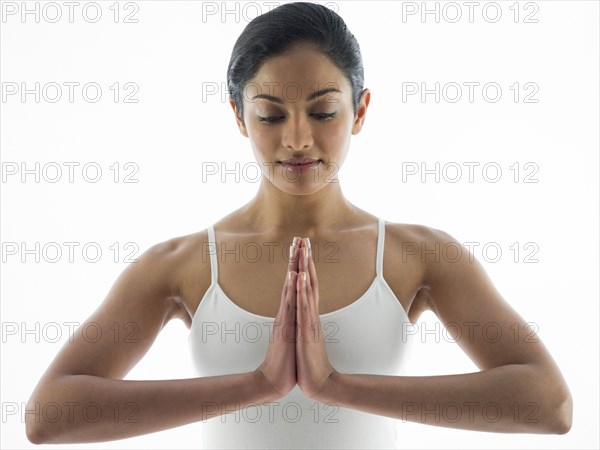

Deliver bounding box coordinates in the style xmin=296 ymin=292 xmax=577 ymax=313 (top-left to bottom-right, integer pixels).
xmin=230 ymin=42 xmax=370 ymax=195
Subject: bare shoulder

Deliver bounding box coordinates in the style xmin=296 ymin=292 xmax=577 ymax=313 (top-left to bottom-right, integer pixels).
xmin=383 ymin=221 xmax=460 ymax=320
xmin=385 ymin=221 xmax=460 ymax=268
xmin=153 ymin=228 xmax=213 ymax=329
xmin=32 ymin=229 xmax=212 ymax=383
xmin=385 ymin=220 xmax=453 ymax=244
xmin=383 ymin=220 xmax=457 ymax=265
xmin=386 ymin=220 xmax=510 ymax=323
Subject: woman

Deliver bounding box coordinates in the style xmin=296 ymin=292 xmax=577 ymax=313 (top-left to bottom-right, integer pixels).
xmin=25 ymin=2 xmax=572 ymax=448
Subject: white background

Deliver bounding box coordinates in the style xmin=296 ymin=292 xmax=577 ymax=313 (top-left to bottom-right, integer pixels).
xmin=1 ymin=0 xmax=598 ymax=448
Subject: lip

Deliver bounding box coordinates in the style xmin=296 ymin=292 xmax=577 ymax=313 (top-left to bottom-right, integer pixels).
xmin=278 ymin=159 xmax=321 ymax=174
xmin=279 ymin=157 xmax=320 ymax=165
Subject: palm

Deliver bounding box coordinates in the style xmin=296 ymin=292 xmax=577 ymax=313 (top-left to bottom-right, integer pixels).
xmin=256 ymin=238 xmax=301 ymax=399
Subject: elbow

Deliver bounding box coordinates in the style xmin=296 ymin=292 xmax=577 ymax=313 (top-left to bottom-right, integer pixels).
xmin=24 ymin=395 xmax=43 ymax=444
xmin=529 ymin=364 xmax=573 ymax=435
xmin=25 ymin=397 xmax=53 ymax=445
xmin=25 ymin=379 xmax=67 ymax=444
xmin=555 ymin=420 xmax=572 ymax=435
xmin=25 ymin=409 xmax=66 ymax=445
xmin=554 ymin=395 xmax=573 ymax=435
xmin=25 ymin=415 xmax=46 ymax=445
xmin=24 ymin=393 xmax=56 ymax=445
xmin=547 ymin=389 xmax=573 ymax=435
xmin=552 ymin=414 xmax=572 ymax=435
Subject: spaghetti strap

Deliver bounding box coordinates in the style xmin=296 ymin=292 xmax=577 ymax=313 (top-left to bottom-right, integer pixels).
xmin=376 ymin=217 xmax=385 ymax=278
xmin=206 ymin=224 xmax=218 ymax=285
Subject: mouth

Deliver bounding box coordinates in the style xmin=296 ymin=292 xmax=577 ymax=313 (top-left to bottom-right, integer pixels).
xmin=278 ymin=157 xmax=321 ymax=165
xmin=277 ymin=158 xmax=321 ymax=174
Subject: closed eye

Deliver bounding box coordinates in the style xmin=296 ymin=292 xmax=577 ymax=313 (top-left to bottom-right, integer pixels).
xmin=257 ymin=112 xmax=337 ymax=126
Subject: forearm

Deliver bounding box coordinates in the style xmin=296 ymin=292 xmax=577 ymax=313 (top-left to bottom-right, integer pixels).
xmin=317 ymin=363 xmax=572 ymax=434
xmin=26 ymin=370 xmax=274 ymax=444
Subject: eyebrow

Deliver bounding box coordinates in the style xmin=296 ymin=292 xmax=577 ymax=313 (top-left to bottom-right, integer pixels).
xmin=250 ymin=86 xmax=341 ymax=104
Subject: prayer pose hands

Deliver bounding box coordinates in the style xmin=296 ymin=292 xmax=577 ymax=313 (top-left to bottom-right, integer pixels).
xmin=256 ymin=237 xmax=338 ymax=400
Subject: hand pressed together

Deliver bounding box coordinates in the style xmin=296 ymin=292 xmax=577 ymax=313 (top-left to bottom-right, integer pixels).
xmin=256 ymin=237 xmax=338 ymax=401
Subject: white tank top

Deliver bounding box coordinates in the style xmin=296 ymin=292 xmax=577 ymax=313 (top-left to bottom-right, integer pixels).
xmin=188 ymin=218 xmax=415 ymax=449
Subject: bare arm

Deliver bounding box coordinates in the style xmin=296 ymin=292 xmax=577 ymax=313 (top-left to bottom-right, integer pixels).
xmin=25 ymin=235 xmax=275 ymax=444
xmin=316 ymin=226 xmax=573 ymax=434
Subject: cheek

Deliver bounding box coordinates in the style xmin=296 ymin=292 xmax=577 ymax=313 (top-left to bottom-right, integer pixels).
xmin=248 ymin=127 xmax=278 ymax=157
xmin=249 ymin=133 xmax=281 ymax=168
xmin=318 ymin=120 xmax=351 ymax=152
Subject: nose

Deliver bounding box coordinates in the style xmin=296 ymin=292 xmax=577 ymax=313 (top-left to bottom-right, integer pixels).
xmin=281 ymin=114 xmax=314 ymax=151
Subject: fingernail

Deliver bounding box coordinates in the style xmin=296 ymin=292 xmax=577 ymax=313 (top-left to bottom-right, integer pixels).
xmin=289 ymin=244 xmax=294 ymax=259
xmin=306 ymin=237 xmax=311 ymax=249
xmin=302 ymin=271 xmax=307 ymax=283
xmin=288 ymin=270 xmax=292 ymax=281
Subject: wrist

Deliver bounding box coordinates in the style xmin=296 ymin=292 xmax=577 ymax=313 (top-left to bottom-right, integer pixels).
xmin=314 ymin=370 xmax=341 ymax=404
xmin=253 ymin=369 xmax=281 ymax=403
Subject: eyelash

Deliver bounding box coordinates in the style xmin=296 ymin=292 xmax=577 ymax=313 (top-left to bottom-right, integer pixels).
xmin=257 ymin=112 xmax=337 ymax=126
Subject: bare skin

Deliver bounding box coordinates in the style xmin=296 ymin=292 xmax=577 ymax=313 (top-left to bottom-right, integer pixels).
xmin=25 ymin=42 xmax=572 ymax=444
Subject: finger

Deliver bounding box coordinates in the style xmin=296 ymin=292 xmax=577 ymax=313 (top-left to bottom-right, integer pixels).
xmin=276 ymin=270 xmax=289 ymax=324
xmin=300 ymin=245 xmax=317 ymax=322
xmin=305 ymin=239 xmax=319 ymax=311
xmin=287 ymin=237 xmax=300 ymax=273
xmin=303 ymin=249 xmax=321 ymax=346
xmin=278 ymin=269 xmax=294 ymax=325
xmin=296 ymin=269 xmax=309 ymax=340
xmin=286 ymin=272 xmax=297 ymax=314
xmin=305 ymin=268 xmax=316 ymax=323
xmin=296 ymin=237 xmax=307 ymax=272
xmin=283 ymin=271 xmax=297 ymax=344
xmin=300 ymin=266 xmax=319 ymax=345
xmin=282 ymin=270 xmax=291 ymax=304
xmin=283 ymin=269 xmax=289 ymax=296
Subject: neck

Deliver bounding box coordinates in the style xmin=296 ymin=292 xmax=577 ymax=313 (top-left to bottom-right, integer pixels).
xmin=240 ymin=176 xmax=355 ymax=236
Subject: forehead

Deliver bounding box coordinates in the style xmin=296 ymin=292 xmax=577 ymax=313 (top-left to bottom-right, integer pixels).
xmin=245 ymin=44 xmax=349 ymax=102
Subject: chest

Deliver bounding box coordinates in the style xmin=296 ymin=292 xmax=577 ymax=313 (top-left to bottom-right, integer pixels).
xmin=182 ymin=227 xmax=422 ymax=321
xmin=219 ymin=241 xmax=378 ymax=317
